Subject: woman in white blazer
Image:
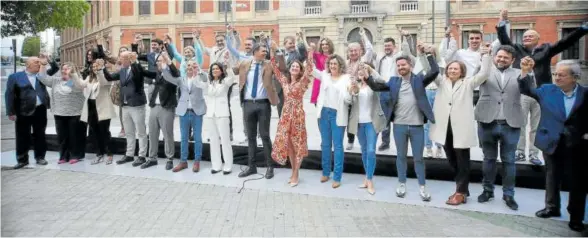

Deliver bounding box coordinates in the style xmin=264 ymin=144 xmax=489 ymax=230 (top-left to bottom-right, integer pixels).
xmin=312 ymin=54 xmax=352 ymax=189
xmin=200 ymin=62 xmax=235 ymax=174
xmin=347 ymin=63 xmax=387 ymax=195
xmin=72 ymin=59 xmax=117 ymax=165
xmin=428 ymin=44 xmax=492 ymax=205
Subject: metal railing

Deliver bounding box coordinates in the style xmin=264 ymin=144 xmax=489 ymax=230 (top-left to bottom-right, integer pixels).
xmin=304 ymin=6 xmax=322 ymax=15
xmin=350 ymin=4 xmax=369 ymax=14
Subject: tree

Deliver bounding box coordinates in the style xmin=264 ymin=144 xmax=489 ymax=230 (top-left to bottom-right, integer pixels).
xmin=1 ymin=0 xmax=90 ymax=37
xmin=21 ymin=36 xmax=42 ymax=57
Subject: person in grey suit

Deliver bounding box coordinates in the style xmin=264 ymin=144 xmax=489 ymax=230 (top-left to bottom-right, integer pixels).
xmin=161 ymin=58 xmax=207 ymax=173
xmin=475 ymin=45 xmax=531 ymax=211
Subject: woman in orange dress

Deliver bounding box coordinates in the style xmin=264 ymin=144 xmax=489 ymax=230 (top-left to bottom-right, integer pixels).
xmin=269 ymin=42 xmax=314 ymax=187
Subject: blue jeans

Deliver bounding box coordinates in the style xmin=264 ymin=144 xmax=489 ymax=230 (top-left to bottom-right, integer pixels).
xmin=180 ymin=110 xmax=203 ymax=162
xmin=424 ymin=89 xmax=442 ymax=149
xmin=319 ymin=108 xmax=345 ymax=182
xmin=379 ymin=92 xmax=392 ymax=145
xmin=357 ymin=123 xmax=378 ymax=180
xmin=477 ymin=121 xmax=520 ymax=197
xmin=393 ymin=124 xmax=426 ymax=185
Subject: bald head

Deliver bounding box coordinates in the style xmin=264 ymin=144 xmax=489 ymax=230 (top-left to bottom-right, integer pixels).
xmin=120 ymin=51 xmax=132 ymax=67
xmin=26 ymin=57 xmax=41 ymax=73
xmin=522 ymin=29 xmax=540 ymax=49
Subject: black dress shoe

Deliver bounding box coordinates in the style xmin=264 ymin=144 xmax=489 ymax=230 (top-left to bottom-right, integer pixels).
xmin=238 ymin=167 xmax=257 ymax=178
xmin=140 ymin=159 xmax=158 ymax=169
xmin=223 ymin=171 xmax=232 ymax=175
xmin=569 ymin=221 xmax=586 ymax=232
xmin=132 ymin=157 xmax=146 ymax=167
xmin=477 ymin=191 xmax=494 ymax=203
xmin=211 ymin=170 xmax=221 ymax=174
xmin=116 ymin=156 xmax=134 ymax=165
xmin=378 ymin=143 xmax=390 ymax=151
xmin=13 ymin=162 xmax=29 ymax=169
xmin=535 ymin=208 xmax=561 ymax=218
xmin=36 ymin=158 xmax=48 ymax=165
xmin=265 ymin=167 xmax=274 ymax=179
xmin=503 ymin=195 xmax=518 ymax=210
xmin=165 ymin=160 xmax=173 ymax=170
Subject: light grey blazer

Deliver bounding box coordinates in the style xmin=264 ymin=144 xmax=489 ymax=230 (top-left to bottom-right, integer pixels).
xmin=348 ymin=71 xmax=388 ymax=135
xmin=474 ymin=66 xmax=535 ymax=128
xmin=162 ymin=68 xmax=207 ymax=116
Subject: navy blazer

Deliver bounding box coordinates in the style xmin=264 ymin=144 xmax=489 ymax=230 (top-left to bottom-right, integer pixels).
xmin=365 ymin=55 xmax=439 ymax=125
xmin=132 ymin=43 xmax=160 ymax=73
xmin=4 ymin=71 xmax=50 ymax=116
xmin=518 ymin=76 xmax=586 ymax=155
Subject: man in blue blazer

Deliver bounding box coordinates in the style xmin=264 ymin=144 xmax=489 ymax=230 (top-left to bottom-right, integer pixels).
xmin=366 ymin=54 xmax=439 ymax=201
xmin=518 ymin=57 xmax=587 ymax=232
xmin=4 ymin=57 xmax=51 ymax=169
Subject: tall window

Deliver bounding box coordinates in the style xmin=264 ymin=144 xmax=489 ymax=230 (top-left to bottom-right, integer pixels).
xmin=255 ymin=0 xmax=269 ymax=11
xmin=306 ymin=36 xmax=320 ymax=46
xmin=562 ymin=28 xmax=580 ymax=60
xmin=484 ymin=33 xmax=497 ymax=42
xmin=139 ymin=0 xmax=151 ymax=15
xmin=511 ymin=29 xmax=525 ymax=44
xmin=461 ymin=30 xmax=470 ymax=49
xmin=182 ymin=35 xmax=194 ymax=50
xmin=305 ymin=0 xmax=321 ymax=7
xmin=219 ymin=0 xmax=231 ymax=12
xmin=96 ymin=1 xmax=100 ymax=24
xmin=184 ymin=0 xmax=197 ymax=13
xmin=105 ymin=0 xmax=110 ymax=20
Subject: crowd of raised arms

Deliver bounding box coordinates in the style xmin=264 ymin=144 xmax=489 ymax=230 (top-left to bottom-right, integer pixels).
xmin=4 ymin=10 xmax=588 ymax=232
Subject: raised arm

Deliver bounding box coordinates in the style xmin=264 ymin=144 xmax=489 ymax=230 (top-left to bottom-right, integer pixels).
xmin=470 ymin=54 xmax=492 ymax=88
xmin=226 ymin=33 xmax=248 ymax=61
xmin=96 ymin=69 xmax=113 ymax=86
xmin=46 ymin=59 xmax=59 ymax=76
xmin=422 ymin=54 xmax=440 ymax=87
xmin=270 ymin=56 xmax=288 ymax=86
xmin=167 ymin=43 xmax=183 ymax=63
xmin=161 ymin=66 xmax=182 ymax=86
xmin=131 ymin=43 xmax=149 ymax=62
xmin=36 ymin=65 xmax=57 ymax=87
xmin=365 ymin=74 xmax=390 ymax=92
xmin=360 ymin=29 xmax=374 ymax=63
xmin=547 ymin=24 xmax=588 ymax=58
xmin=443 ymin=37 xmax=459 ymax=63
xmin=517 ymin=57 xmax=541 ymax=101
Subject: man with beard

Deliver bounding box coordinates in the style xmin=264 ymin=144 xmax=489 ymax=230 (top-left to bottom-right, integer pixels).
xmin=374 ymin=33 xmax=412 ymax=151
xmin=475 ymin=45 xmax=529 ymax=211
xmin=366 ymin=55 xmax=439 ymax=202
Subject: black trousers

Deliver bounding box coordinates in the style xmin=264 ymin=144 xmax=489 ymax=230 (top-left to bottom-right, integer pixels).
xmin=277 ymin=89 xmax=284 ymax=118
xmin=15 ymin=105 xmax=47 ymax=162
xmin=347 ymin=105 xmax=355 ymax=144
xmin=87 ymin=100 xmax=113 ymax=156
xmin=243 ymin=100 xmax=273 ymax=168
xmin=228 ymin=83 xmax=236 ymax=137
xmin=444 ymin=118 xmax=471 ymax=194
xmin=543 ymin=137 xmax=587 ymax=223
xmin=54 ymin=115 xmax=83 ymax=160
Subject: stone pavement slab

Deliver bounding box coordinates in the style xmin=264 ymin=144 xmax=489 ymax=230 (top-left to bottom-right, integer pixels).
xmin=1 ymin=168 xmax=579 ymax=237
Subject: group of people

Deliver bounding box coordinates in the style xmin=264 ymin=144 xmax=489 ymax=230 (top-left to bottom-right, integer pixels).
xmin=4 ymin=9 xmax=587 ymax=232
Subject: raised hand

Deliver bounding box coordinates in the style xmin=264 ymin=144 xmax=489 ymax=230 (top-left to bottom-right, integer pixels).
xmin=134 ymin=34 xmax=143 ymax=44
xmin=95 ymin=59 xmax=105 ymax=69
xmin=499 ymin=9 xmax=508 ymax=21
xmin=164 ymin=33 xmax=173 ymax=44
xmin=359 ymin=27 xmax=366 ymax=36
xmin=270 ymin=41 xmax=279 ymax=52
xmin=130 ymin=52 xmax=138 ymax=62
xmin=480 ymin=42 xmax=491 ymax=55
xmin=520 ymin=56 xmax=535 ymax=73
xmin=400 ymin=29 xmax=409 ymax=36
xmin=193 ymin=30 xmax=201 ymax=39
xmin=417 ymin=41 xmax=425 ymax=54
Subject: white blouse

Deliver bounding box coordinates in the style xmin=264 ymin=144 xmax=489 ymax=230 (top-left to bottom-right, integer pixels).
xmin=358 ymin=86 xmax=373 ymax=123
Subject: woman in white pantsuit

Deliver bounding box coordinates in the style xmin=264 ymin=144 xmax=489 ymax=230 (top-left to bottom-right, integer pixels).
xmin=200 ymin=62 xmax=236 ymax=174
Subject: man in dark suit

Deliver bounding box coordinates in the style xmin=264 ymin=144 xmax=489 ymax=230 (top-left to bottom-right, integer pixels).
xmin=497 ymin=10 xmax=588 ymax=165
xmin=103 ymin=52 xmax=157 ymax=166
xmin=518 ymin=57 xmax=586 ymax=232
xmin=4 ymin=57 xmax=50 ymax=169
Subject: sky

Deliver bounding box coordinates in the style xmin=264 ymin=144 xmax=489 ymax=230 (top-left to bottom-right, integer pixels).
xmin=1 ymin=29 xmax=56 ymax=57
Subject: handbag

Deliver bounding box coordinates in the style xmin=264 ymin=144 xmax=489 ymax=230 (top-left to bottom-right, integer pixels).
xmin=110 ymin=81 xmax=122 ymax=106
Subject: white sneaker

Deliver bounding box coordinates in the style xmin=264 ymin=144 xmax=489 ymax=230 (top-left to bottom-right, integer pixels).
xmin=346 ymin=143 xmax=354 ymax=150
xmin=420 ymin=185 xmax=431 ymax=202
xmin=425 ymin=148 xmax=433 ymax=158
xmin=396 ymin=183 xmax=406 ymax=198
xmin=435 ymin=147 xmax=444 ymax=158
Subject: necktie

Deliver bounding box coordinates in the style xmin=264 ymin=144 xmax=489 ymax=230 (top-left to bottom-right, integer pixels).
xmin=251 ymin=62 xmax=260 ymax=98
xmin=121 ymin=67 xmax=129 ymax=82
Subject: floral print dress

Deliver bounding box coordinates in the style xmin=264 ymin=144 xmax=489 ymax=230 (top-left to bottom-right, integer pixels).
xmin=270 ymin=57 xmax=313 ymax=166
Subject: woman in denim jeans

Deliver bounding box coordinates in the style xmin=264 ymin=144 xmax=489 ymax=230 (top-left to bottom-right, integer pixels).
xmin=347 ymin=63 xmax=387 ymax=195
xmin=312 ymin=54 xmax=352 ymax=189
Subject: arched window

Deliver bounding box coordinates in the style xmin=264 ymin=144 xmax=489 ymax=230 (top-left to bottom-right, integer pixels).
xmin=347 ymin=27 xmax=373 ymax=44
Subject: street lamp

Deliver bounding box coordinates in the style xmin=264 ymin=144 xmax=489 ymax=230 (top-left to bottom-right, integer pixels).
xmin=224 ymin=1 xmax=248 ymax=26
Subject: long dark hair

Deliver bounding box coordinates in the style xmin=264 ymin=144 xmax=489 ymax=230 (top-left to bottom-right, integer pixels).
xmin=284 ymin=60 xmax=305 ymax=84
xmin=208 ymin=62 xmax=227 ymax=84
xmin=86 ymin=49 xmax=99 ymax=66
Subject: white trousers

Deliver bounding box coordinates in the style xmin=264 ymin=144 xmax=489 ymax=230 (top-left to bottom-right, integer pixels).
xmin=205 ymin=117 xmax=233 ymax=172
xmin=122 ymin=105 xmax=148 ymax=157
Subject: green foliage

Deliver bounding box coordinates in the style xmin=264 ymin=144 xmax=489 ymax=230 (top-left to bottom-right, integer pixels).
xmin=1 ymin=0 xmax=90 ymax=37
xmin=21 ymin=36 xmax=41 ymax=57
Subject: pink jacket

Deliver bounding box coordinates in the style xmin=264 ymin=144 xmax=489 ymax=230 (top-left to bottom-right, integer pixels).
xmin=310 ymin=51 xmax=328 ymax=104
